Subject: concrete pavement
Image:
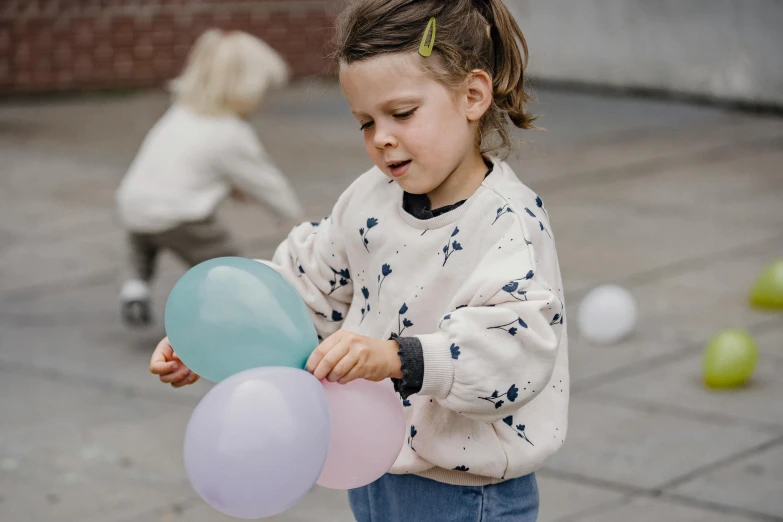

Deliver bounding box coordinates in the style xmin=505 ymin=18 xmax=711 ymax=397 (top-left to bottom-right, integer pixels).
xmin=0 ymin=81 xmax=781 ymax=521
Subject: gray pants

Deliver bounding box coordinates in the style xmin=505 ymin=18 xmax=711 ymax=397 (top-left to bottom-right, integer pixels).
xmin=128 ymin=217 xmax=239 ymax=282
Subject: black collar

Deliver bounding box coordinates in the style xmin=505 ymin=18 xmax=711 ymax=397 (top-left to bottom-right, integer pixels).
xmin=402 ymin=162 xmax=494 ymax=220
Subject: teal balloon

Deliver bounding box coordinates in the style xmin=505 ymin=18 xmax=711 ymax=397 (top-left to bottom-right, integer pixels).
xmin=164 ymin=257 xmax=318 ymax=382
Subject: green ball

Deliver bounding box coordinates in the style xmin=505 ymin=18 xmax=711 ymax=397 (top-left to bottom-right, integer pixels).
xmin=749 ymin=259 xmax=783 ymax=310
xmin=703 ymin=329 xmax=758 ymax=389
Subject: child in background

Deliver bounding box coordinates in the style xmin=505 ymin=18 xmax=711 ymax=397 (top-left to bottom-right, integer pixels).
xmin=151 ymin=1 xmax=568 ymax=520
xmin=117 ymin=29 xmax=303 ymax=327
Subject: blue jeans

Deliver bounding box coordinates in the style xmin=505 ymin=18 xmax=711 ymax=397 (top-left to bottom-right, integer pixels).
xmin=348 ymin=472 xmax=539 ymax=521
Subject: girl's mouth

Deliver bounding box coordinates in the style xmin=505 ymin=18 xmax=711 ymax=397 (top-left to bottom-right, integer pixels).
xmin=389 ymin=160 xmax=411 ymax=178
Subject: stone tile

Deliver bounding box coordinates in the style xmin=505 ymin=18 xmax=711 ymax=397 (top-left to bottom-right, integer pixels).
xmin=654 ymin=241 xmax=783 ymax=298
xmin=0 ymin=229 xmax=125 ymax=294
xmin=0 ymin=372 xmax=196 ymax=522
xmin=753 ymin=325 xmax=783 ymax=359
xmin=0 ymin=320 xmax=208 ymax=404
xmin=0 ymin=370 xmax=194 ymax=455
xmin=567 ymin=326 xmax=685 ymax=386
xmin=584 ymin=351 xmax=783 ymax=431
xmin=3 ymin=278 xmax=159 ymax=329
xmin=0 ymin=91 xmax=168 ymax=164
xmin=515 ymin=115 xmax=783 ymax=186
xmin=547 ymin=200 xmax=780 ymax=291
xmin=217 ymin=201 xmax=299 ymax=246
xmin=0 ymin=458 xmax=192 ymax=522
xmin=119 ymin=486 xmax=353 ymax=522
xmin=518 ymin=88 xmax=726 ymax=148
xmin=1 ymin=144 xmax=116 ymax=194
xmin=627 ymin=282 xmax=774 ymax=347
xmin=536 ymin=475 xmax=625 ymax=522
xmin=0 ymin=196 xmax=116 ymax=242
xmin=81 ymin=408 xmax=198 ymax=485
xmin=0 ymin=156 xmax=118 ymax=244
xmin=566 ymin=282 xmax=772 ymax=388
xmin=544 ymin=398 xmax=775 ymax=490
xmin=547 ymin=149 xmax=783 ymax=229
xmin=265 ymin=486 xmax=353 ymax=522
xmin=0 ymin=371 xmax=137 ymax=447
xmin=569 ymin=497 xmax=758 ymax=522
xmin=672 ymin=442 xmax=783 ymax=519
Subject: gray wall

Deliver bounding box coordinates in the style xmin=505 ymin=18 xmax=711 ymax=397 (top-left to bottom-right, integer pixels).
xmin=507 ymin=0 xmax=783 ymax=107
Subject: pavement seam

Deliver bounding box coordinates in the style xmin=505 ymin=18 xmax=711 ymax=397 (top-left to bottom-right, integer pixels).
xmin=540 ymin=462 xmax=783 ymax=522
xmin=623 ymin=234 xmax=783 ymax=289
xmin=571 ymin=317 xmax=782 ymax=394
xmin=535 ymin=136 xmax=783 ymax=193
xmin=576 ymin=391 xmax=783 ymax=435
xmin=660 ymin=491 xmax=783 ymax=522
xmin=565 ymin=232 xmax=783 ymax=304
xmin=538 ymin=467 xmax=648 ymax=496
xmin=656 ymin=435 xmax=783 ymax=492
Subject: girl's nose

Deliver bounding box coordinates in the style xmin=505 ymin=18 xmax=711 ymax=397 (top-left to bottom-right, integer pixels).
xmin=373 ymin=123 xmax=398 ymax=150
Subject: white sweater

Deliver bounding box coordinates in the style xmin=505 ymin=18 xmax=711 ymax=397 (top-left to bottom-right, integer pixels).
xmin=266 ymin=158 xmax=569 ymax=486
xmin=117 ymin=105 xmax=302 ymax=233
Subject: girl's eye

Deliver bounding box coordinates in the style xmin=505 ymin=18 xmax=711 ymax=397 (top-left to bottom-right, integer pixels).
xmin=359 ymin=109 xmax=415 ymax=131
xmin=394 ymin=109 xmax=416 ymax=120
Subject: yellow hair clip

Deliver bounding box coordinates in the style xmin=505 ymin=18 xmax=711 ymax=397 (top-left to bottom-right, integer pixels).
xmin=419 ymin=17 xmax=436 ymax=57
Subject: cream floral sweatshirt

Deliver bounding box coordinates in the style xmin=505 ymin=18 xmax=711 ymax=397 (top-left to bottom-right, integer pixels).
xmin=265 ymin=157 xmax=569 ymax=486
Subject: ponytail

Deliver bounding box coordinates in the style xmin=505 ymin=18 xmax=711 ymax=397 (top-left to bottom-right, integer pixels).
xmin=475 ymin=0 xmax=536 ymax=132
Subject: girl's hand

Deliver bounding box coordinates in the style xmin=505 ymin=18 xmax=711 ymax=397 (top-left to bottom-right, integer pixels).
xmin=149 ymin=337 xmax=200 ymax=388
xmin=307 ymin=330 xmax=403 ymax=384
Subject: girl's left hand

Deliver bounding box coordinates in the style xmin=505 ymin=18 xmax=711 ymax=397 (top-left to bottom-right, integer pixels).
xmin=307 ymin=330 xmax=403 ymax=384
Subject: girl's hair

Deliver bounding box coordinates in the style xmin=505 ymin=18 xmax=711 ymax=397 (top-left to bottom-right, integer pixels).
xmin=170 ymin=29 xmax=290 ymax=116
xmin=335 ymin=0 xmax=535 ymax=156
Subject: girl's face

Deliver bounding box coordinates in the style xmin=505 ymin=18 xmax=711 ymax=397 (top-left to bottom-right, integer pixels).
xmin=340 ymin=53 xmax=479 ymax=196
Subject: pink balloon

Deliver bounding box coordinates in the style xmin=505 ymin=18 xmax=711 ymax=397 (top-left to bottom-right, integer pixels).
xmin=317 ymin=379 xmax=405 ymax=489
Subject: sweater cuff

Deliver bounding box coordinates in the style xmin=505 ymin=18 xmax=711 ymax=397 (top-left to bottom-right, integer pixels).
xmin=417 ymin=333 xmax=454 ymax=399
xmin=392 ymin=337 xmax=424 ymax=399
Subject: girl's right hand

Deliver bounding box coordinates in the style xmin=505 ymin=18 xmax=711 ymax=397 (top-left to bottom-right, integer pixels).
xmin=149 ymin=336 xmax=200 ymax=388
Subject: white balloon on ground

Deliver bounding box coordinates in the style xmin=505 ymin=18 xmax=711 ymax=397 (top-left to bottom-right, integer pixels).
xmin=577 ymin=285 xmax=637 ymax=344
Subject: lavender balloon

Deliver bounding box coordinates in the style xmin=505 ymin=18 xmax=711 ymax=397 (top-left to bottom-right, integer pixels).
xmin=184 ymin=367 xmax=330 ymax=519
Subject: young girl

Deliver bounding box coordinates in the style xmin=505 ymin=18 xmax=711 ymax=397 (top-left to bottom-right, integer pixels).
xmin=151 ymin=1 xmax=568 ymax=519
xmin=117 ymin=29 xmax=303 ymax=327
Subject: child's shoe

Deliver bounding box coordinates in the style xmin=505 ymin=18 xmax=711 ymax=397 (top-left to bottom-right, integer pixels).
xmin=120 ymin=279 xmax=152 ymax=327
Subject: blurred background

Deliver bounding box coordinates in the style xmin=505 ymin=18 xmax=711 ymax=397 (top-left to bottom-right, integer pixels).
xmin=1 ymin=1 xmax=781 ymax=521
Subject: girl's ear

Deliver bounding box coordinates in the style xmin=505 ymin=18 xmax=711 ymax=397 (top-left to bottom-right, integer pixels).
xmin=464 ymin=69 xmax=493 ymax=122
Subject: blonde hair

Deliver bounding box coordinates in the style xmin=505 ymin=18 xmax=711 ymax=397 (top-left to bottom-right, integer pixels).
xmin=170 ymin=29 xmax=290 ymax=116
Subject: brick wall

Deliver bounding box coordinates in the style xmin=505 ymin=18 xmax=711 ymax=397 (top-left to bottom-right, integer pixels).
xmin=0 ymin=0 xmax=341 ymax=94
